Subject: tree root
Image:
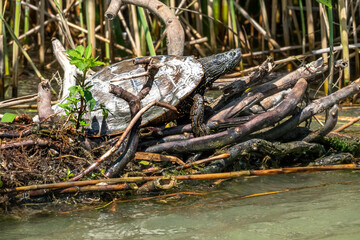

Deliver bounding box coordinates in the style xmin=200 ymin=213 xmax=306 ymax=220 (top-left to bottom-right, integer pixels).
xmin=146 ymin=78 xmax=307 ymax=153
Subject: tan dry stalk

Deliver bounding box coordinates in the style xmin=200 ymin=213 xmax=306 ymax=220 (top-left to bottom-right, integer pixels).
xmin=4 ymin=164 xmax=360 ymax=193
xmin=182 ymin=18 xmax=206 ymax=57
xmin=134 ymin=152 xmax=185 ymax=165
xmin=288 ymin=0 xmax=301 ymax=45
xmin=130 ymin=5 xmax=141 ymax=56
xmin=234 ymin=2 xmax=283 ymax=54
xmin=305 ymin=0 xmax=315 ymax=60
xmin=117 ymin=10 xmax=138 ymax=54
xmin=281 ymin=0 xmax=292 ymax=71
xmin=333 ymin=116 xmax=360 ymax=132
xmin=193 ymin=1 xmax=202 ymax=36
xmin=38 ymin=0 xmax=45 ymax=68
xmin=260 ymin=0 xmax=273 ymax=51
xmin=12 ymin=0 xmax=21 ymax=97
xmin=350 ymin=1 xmax=359 ymax=77
xmin=86 ymin=0 xmax=96 ymax=56
xmin=319 ymin=3 xmax=329 ymax=95
xmin=208 ymin=0 xmax=217 ymax=52
xmin=338 ymin=0 xmax=350 ymax=85
xmin=270 ymin=0 xmax=278 ymax=39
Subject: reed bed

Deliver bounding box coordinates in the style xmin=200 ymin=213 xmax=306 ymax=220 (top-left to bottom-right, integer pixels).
xmin=0 ymin=0 xmax=357 ymax=100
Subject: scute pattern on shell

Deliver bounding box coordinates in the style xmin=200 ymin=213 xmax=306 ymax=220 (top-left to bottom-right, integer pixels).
xmin=53 ymin=55 xmax=204 ymax=136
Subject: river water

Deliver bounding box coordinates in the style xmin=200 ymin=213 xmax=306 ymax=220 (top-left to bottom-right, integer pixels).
xmin=1 ymin=171 xmax=360 ymax=239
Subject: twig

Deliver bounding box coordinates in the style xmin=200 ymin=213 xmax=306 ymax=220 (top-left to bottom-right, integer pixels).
xmin=3 ymin=164 xmax=360 ymax=194
xmin=333 ymin=115 xmax=360 ymax=133
xmin=69 ymin=100 xmax=177 ymax=181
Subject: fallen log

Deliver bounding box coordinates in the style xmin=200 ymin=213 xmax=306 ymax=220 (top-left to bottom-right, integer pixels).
xmin=311 ymin=153 xmax=354 ymax=166
xmin=210 ymin=58 xmax=326 ymax=121
xmin=146 ymin=78 xmax=307 ymax=153
xmin=201 ymin=139 xmax=325 ymax=173
xmin=302 ymin=104 xmax=338 ymax=142
xmin=211 ymin=57 xmax=275 ymax=112
xmin=259 ymin=81 xmax=360 ymax=141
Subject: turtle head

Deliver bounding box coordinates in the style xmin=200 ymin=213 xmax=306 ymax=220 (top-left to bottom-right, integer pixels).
xmin=198 ymin=48 xmax=242 ymax=86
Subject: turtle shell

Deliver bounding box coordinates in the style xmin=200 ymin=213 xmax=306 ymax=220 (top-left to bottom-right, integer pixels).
xmin=58 ymin=55 xmax=205 ymax=136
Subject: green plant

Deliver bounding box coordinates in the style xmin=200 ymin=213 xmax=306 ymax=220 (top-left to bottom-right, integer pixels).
xmin=58 ymin=44 xmax=109 ymax=131
xmin=316 ymin=0 xmax=334 ymax=95
xmin=61 ymin=168 xmax=74 ymax=181
xmin=1 ymin=112 xmax=16 ymax=123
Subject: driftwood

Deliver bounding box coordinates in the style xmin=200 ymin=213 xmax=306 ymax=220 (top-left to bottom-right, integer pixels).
xmin=105 ymin=0 xmax=184 ymax=56
xmin=211 ymin=57 xmax=275 ymax=112
xmin=311 ymin=153 xmax=354 ymax=166
xmin=302 ymin=104 xmax=338 ymax=142
xmin=201 ymin=139 xmax=325 ymax=173
xmin=259 ymin=81 xmax=360 ymax=141
xmin=146 ymin=79 xmax=308 ymax=153
xmin=37 ymin=80 xmax=54 ymax=122
xmin=3 ymin=164 xmax=360 ymax=195
xmin=210 ymin=58 xmax=326 ymax=121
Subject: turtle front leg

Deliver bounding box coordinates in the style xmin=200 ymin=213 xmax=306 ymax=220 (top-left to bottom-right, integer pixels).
xmin=190 ymin=94 xmax=210 ymax=137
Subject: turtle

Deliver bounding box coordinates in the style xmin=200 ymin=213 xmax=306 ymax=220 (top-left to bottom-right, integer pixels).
xmin=54 ymin=49 xmax=242 ymax=136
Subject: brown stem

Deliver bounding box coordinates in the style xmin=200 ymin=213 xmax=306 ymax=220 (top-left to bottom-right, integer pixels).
xmin=261 ymin=82 xmax=360 ymax=140
xmin=0 ymin=139 xmax=50 ymax=150
xmin=210 ymin=58 xmax=326 ymax=121
xmin=69 ymin=100 xmax=176 ymax=181
xmin=37 ymin=80 xmax=54 ymax=122
xmin=105 ymin=0 xmax=184 ymax=55
xmin=146 ymin=79 xmax=308 ymax=153
xmin=3 ymin=164 xmax=360 ymax=194
xmin=303 ymin=104 xmax=338 ymax=142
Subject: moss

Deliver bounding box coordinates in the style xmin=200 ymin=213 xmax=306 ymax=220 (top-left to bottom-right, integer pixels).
xmin=322 ymin=134 xmax=360 ymax=156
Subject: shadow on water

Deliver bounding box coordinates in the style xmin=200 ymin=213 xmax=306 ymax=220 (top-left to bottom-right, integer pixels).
xmin=1 ymin=171 xmax=360 ymax=239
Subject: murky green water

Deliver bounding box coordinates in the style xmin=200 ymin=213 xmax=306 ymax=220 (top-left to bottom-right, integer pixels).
xmin=1 ymin=171 xmax=360 ymax=240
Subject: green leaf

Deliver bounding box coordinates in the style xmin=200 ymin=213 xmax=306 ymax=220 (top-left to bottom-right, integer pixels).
xmin=78 ymin=61 xmax=89 ymax=71
xmin=1 ymin=113 xmax=17 ymax=123
xmin=139 ymin=160 xmax=151 ymax=166
xmin=84 ymin=89 xmax=93 ymax=101
xmin=66 ymin=97 xmax=79 ymax=103
xmin=68 ymin=86 xmax=79 ymax=97
xmin=84 ymin=44 xmax=92 ymax=59
xmin=92 ymin=61 xmax=105 ymax=68
xmin=316 ymin=0 xmax=332 ymax=8
xmin=100 ymin=103 xmax=110 ymax=119
xmin=70 ymin=59 xmax=83 ymax=66
xmin=79 ymin=119 xmax=89 ymax=126
xmin=89 ymin=98 xmax=96 ymax=111
xmin=75 ymin=45 xmax=85 ymax=56
xmin=65 ymin=49 xmax=82 ymax=59
xmin=85 ymin=84 xmax=94 ymax=90
xmin=58 ymin=104 xmax=72 ymax=111
xmin=0 ymin=176 xmax=3 ymax=188
xmin=78 ymin=88 xmax=84 ymax=97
